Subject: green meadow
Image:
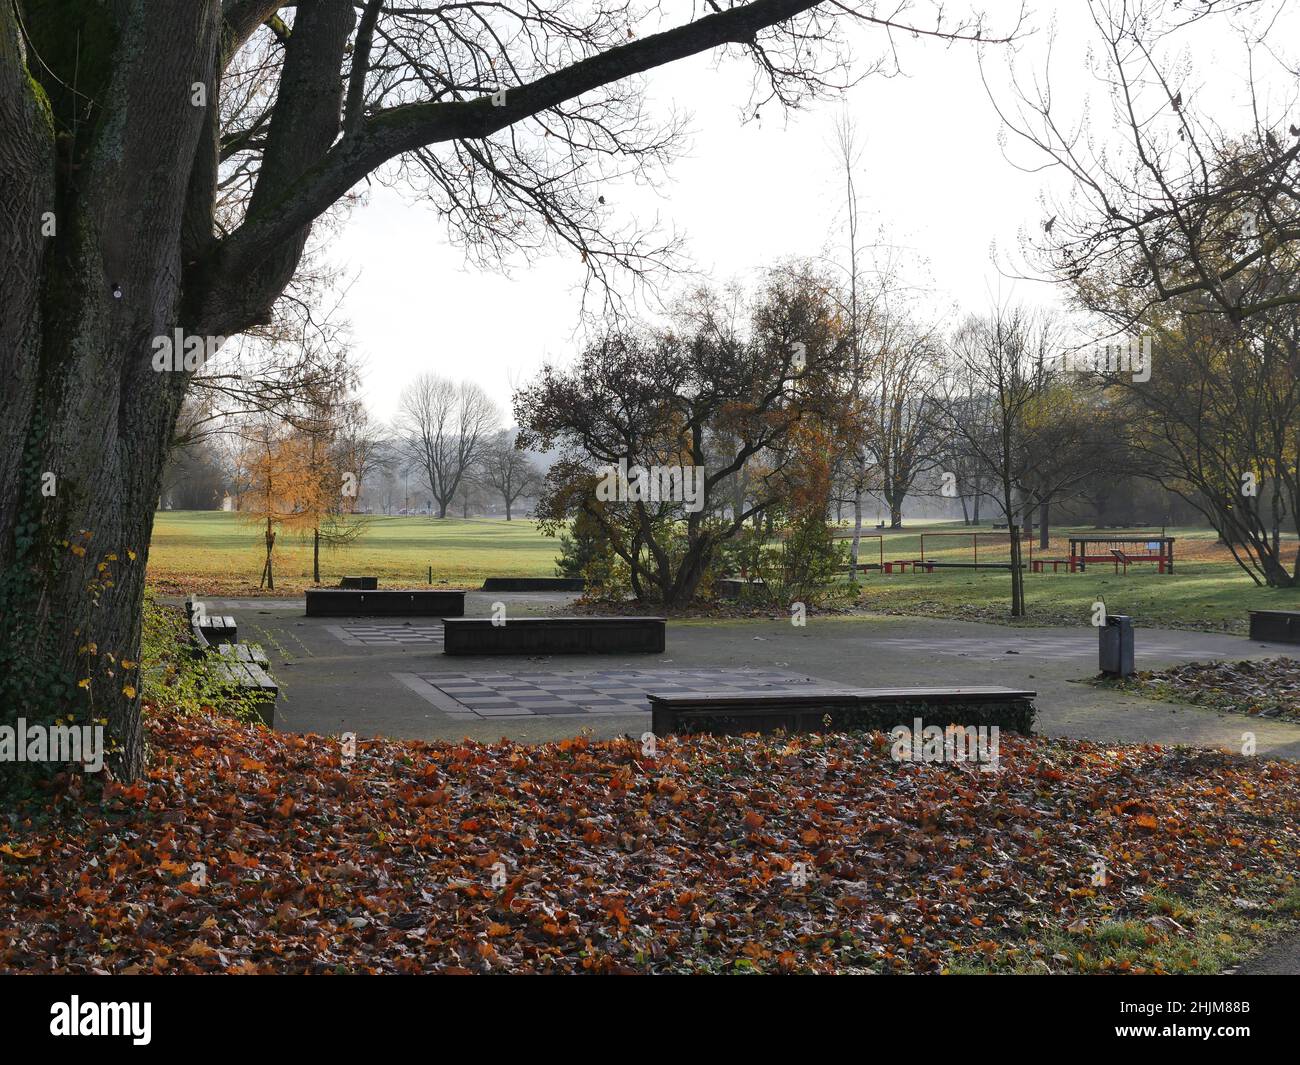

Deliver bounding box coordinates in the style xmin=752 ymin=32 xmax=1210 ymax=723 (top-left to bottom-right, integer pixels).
xmin=146 ymin=511 xmax=1300 ymax=631
xmin=147 ymin=511 xmax=563 ymax=595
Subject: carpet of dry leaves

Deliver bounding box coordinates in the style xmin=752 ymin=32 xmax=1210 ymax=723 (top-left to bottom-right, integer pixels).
xmin=1113 ymin=657 xmax=1300 ymax=722
xmin=3 ymin=710 xmax=1299 ymax=974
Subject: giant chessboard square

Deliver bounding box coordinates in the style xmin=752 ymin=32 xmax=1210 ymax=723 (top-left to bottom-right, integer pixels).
xmin=396 ymin=667 xmax=830 ymax=719
xmin=327 ymin=623 xmax=445 ymax=646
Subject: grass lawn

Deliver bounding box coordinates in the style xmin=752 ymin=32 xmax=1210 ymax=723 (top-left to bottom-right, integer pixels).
xmin=839 ymin=523 xmax=1300 ymax=632
xmin=147 ymin=511 xmax=563 ymax=594
xmin=146 ymin=511 xmax=1300 ymax=631
xmin=851 ymin=561 xmax=1300 ymax=633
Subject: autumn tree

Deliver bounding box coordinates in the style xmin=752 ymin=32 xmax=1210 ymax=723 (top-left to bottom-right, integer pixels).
xmin=298 ymin=395 xmax=376 ymax=583
xmin=1102 ymin=307 xmax=1300 ymax=586
xmin=861 ymin=316 xmax=944 ymax=528
xmin=934 ymin=306 xmax=1063 ymax=617
xmin=997 ymin=0 xmax=1300 ymax=583
xmin=233 ymin=420 xmax=318 ymax=590
xmin=518 ymin=269 xmax=847 ymax=606
xmin=998 ymin=0 xmax=1300 ymax=328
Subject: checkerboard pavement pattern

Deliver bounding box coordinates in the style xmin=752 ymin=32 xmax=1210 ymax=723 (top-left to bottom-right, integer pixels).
xmin=393 ymin=667 xmax=829 ymax=718
xmin=327 ymin=623 xmax=444 ymax=646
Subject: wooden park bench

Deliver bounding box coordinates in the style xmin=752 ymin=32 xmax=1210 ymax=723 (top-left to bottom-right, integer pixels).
xmin=480 ymin=577 xmax=585 ymax=592
xmin=189 ymin=610 xmax=237 ymax=648
xmin=1249 ymin=610 xmax=1300 ymax=644
xmin=1031 ymin=558 xmax=1071 ymax=573
xmin=305 ymin=588 xmax=466 ymax=617
xmin=339 ymin=576 xmax=378 ymax=589
xmin=443 ymin=616 xmax=666 ymax=655
xmin=649 ymin=685 xmax=1036 ymax=737
xmin=210 ymin=659 xmax=278 ymax=727
xmin=184 ymin=601 xmax=278 ymax=726
xmin=216 ymin=642 xmax=270 ymax=668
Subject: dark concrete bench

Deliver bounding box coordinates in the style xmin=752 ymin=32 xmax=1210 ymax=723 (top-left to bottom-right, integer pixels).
xmin=480 ymin=577 xmax=585 ymax=592
xmin=1249 ymin=610 xmax=1300 ymax=644
xmin=305 ymin=589 xmax=466 ymax=617
xmin=649 ymin=686 xmax=1036 ymax=737
xmin=443 ymin=616 xmax=665 ymax=655
xmin=715 ymin=578 xmax=767 ymax=598
xmin=211 ymin=660 xmax=278 ymax=727
xmin=339 ymin=575 xmax=378 ymax=589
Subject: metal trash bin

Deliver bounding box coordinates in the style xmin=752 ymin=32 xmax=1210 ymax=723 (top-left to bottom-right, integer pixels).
xmin=1099 ymin=614 xmax=1134 ymax=677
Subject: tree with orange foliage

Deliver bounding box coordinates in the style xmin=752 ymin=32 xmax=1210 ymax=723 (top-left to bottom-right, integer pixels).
xmin=235 ymin=421 xmax=319 ymax=591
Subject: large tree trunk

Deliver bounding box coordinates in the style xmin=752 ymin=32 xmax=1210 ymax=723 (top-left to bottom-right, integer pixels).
xmin=0 ymin=3 xmax=224 ymax=779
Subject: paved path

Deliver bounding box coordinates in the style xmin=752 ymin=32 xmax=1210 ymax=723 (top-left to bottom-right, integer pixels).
xmin=1233 ymin=935 xmax=1300 ymax=975
xmin=176 ymin=594 xmax=1300 ymax=757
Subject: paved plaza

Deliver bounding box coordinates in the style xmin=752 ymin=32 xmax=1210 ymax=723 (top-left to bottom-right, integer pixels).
xmin=184 ymin=592 xmax=1300 ymax=757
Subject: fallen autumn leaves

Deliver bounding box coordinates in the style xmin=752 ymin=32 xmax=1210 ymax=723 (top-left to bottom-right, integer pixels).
xmin=2 ymin=711 xmax=1298 ymax=974
xmin=1104 ymin=657 xmax=1300 ymax=722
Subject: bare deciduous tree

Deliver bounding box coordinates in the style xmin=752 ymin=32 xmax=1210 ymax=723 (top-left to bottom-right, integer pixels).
xmin=480 ymin=430 xmax=542 ymax=520
xmin=935 ymin=306 xmax=1065 ymax=617
xmin=398 ymin=376 xmax=500 ymax=518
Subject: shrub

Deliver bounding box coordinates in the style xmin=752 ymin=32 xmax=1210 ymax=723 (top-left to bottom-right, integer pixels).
xmin=555 ymin=511 xmax=631 ymax=601
xmin=716 ymin=513 xmax=851 ymax=609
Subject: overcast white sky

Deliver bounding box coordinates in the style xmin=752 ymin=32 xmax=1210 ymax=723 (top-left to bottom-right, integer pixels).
xmin=325 ymin=1 xmax=1292 ymax=423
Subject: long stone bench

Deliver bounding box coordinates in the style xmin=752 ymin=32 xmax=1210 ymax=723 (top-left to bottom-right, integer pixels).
xmin=1249 ymin=610 xmax=1300 ymax=644
xmin=443 ymin=616 xmax=665 ymax=655
xmin=480 ymin=577 xmax=585 ymax=592
xmin=715 ymin=578 xmax=767 ymax=598
xmin=648 ymin=686 xmax=1036 ymax=737
xmin=305 ymin=589 xmax=466 ymax=617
